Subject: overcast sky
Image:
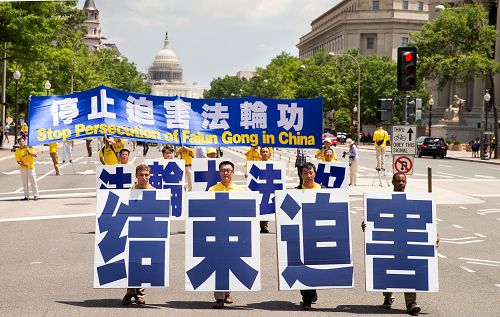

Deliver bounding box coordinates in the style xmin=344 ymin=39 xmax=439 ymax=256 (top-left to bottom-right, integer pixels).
xmin=77 ymin=0 xmax=341 ymax=86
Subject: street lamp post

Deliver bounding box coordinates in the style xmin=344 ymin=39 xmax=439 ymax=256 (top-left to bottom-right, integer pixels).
xmin=480 ymin=90 xmax=491 ymax=159
xmin=44 ymin=80 xmax=51 ymax=96
xmin=428 ymin=96 xmax=434 ymax=136
xmin=13 ymin=69 xmax=21 ymax=146
xmin=329 ymin=52 xmax=361 ymax=144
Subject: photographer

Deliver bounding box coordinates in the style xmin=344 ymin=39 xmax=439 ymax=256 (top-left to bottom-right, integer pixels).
xmin=343 ymin=138 xmax=358 ymax=186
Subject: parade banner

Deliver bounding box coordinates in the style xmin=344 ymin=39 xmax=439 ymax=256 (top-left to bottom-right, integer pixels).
xmin=191 ymin=158 xmax=223 ymax=191
xmin=96 ymin=165 xmax=134 ymax=190
xmin=246 ymin=161 xmax=286 ymax=220
xmin=144 ymin=159 xmax=186 ymax=219
xmin=313 ymin=161 xmax=348 ymax=188
xmin=275 ymin=189 xmax=353 ymax=290
xmin=364 ymin=192 xmax=439 ymax=292
xmin=28 ymin=85 xmax=323 ymax=148
xmin=185 ymin=191 xmax=260 ymax=291
xmin=94 ymin=189 xmax=171 ymax=288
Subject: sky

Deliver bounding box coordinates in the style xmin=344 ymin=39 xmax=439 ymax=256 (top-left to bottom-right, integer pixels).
xmin=77 ymin=0 xmax=342 ymax=87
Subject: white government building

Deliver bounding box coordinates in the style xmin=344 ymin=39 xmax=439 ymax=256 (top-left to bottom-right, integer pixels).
xmin=148 ymin=33 xmax=207 ymax=99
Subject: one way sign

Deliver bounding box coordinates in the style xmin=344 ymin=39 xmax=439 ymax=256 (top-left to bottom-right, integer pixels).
xmin=391 ymin=125 xmax=417 ymax=155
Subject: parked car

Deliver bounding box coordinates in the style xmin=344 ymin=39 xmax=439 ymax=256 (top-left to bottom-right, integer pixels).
xmin=336 ymin=132 xmax=347 ymax=144
xmin=416 ymin=136 xmax=427 ymax=148
xmin=417 ymin=137 xmax=447 ymax=159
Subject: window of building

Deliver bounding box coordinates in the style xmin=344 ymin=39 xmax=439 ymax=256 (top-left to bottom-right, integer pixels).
xmin=402 ymin=37 xmax=409 ymax=47
xmin=417 ymin=1 xmax=424 ymax=11
xmin=373 ymin=1 xmax=379 ymax=11
xmin=367 ymin=37 xmax=375 ymax=49
xmin=402 ymin=0 xmax=409 ymax=10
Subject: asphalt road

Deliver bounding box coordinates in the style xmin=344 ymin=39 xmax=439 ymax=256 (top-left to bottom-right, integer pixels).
xmin=0 ymin=142 xmax=499 ymax=316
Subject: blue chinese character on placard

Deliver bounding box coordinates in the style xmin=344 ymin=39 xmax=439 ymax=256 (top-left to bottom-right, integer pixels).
xmin=96 ymin=190 xmax=170 ymax=287
xmin=279 ymin=192 xmax=352 ymax=288
xmin=148 ymin=161 xmax=184 ymax=217
xmin=187 ymin=193 xmax=258 ymax=290
xmin=314 ymin=163 xmax=346 ymax=188
xmin=366 ymin=194 xmax=434 ymax=291
xmin=248 ymin=163 xmax=283 ymax=215
xmin=194 ymin=160 xmax=219 ymax=191
xmin=99 ymin=166 xmax=133 ymax=189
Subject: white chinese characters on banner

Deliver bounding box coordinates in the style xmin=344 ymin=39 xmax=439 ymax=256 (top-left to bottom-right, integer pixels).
xmin=88 ymin=88 xmax=116 ymax=120
xmin=94 ymin=189 xmax=171 ymax=288
xmin=50 ymin=98 xmax=79 ymax=126
xmin=164 ymin=98 xmax=191 ymax=129
xmin=240 ymin=101 xmax=267 ymax=129
xmin=277 ymin=102 xmax=303 ymax=131
xmin=364 ymin=192 xmax=439 ymax=292
xmin=185 ymin=191 xmax=260 ymax=291
xmin=275 ymin=189 xmax=353 ymax=290
xmin=201 ymin=102 xmax=229 ymax=130
xmin=126 ymin=96 xmax=155 ymax=125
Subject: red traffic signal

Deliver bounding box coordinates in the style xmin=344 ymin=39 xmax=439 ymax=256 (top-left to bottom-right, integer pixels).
xmin=397 ymin=47 xmax=417 ymax=91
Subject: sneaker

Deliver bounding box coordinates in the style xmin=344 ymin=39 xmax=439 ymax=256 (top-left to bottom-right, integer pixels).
xmin=382 ymin=297 xmax=394 ymax=309
xmin=21 ymin=197 xmax=28 ymax=201
xmin=34 ymin=196 xmax=39 ymax=201
xmin=224 ymin=295 xmax=234 ymax=304
xmin=62 ymin=160 xmax=65 ymax=163
xmin=135 ymin=295 xmax=145 ymax=305
xmin=121 ymin=294 xmax=132 ymax=305
xmin=407 ymin=301 xmax=421 ymax=314
xmin=69 ymin=160 xmax=72 ymax=163
xmin=312 ymin=294 xmax=318 ymax=303
xmin=260 ymin=228 xmax=269 ymax=234
xmin=302 ymin=301 xmax=312 ymax=310
xmin=376 ymin=168 xmax=381 ymax=171
xmin=213 ymin=299 xmax=224 ymax=309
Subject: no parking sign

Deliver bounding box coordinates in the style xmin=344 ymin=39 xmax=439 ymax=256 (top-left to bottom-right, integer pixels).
xmin=393 ymin=155 xmax=413 ymax=175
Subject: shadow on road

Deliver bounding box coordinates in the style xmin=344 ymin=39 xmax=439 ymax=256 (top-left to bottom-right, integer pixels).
xmin=158 ymin=300 xmax=251 ymax=310
xmin=56 ymin=299 xmax=159 ymax=309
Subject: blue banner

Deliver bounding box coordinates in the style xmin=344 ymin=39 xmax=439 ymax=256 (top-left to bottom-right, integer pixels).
xmin=28 ymin=85 xmax=323 ymax=148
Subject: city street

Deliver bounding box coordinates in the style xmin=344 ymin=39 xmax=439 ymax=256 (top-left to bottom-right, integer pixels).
xmin=0 ymin=142 xmax=499 ymax=316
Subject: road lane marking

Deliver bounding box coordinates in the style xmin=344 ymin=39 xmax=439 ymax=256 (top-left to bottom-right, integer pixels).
xmin=452 ymin=225 xmax=463 ymax=229
xmin=466 ymin=262 xmax=500 ymax=267
xmin=459 ymin=257 xmax=500 ymax=264
xmin=459 ymin=206 xmax=467 ymax=210
xmin=496 ymin=284 xmax=500 ymax=288
xmin=437 ymin=253 xmax=446 ymax=258
xmin=0 ymin=192 xmax=95 ymax=201
xmin=0 ymin=212 xmax=95 ymax=222
xmin=0 ymin=187 xmax=95 ymax=196
xmin=477 ymin=209 xmax=500 ymax=215
xmin=30 ymin=262 xmax=42 ymax=265
xmin=475 ymin=233 xmax=486 ymax=238
xmin=440 ymin=238 xmax=484 ymax=244
xmin=438 ymin=164 xmax=453 ymax=168
xmin=436 ymin=218 xmax=442 ymax=222
xmin=2 ymin=170 xmax=20 ymax=175
xmin=461 ymin=266 xmax=475 ymax=273
xmin=475 ymin=175 xmax=496 ymax=179
xmin=472 ymin=194 xmax=500 ymax=197
xmin=437 ymin=171 xmax=474 ymax=179
xmin=441 ymin=237 xmax=476 ymax=241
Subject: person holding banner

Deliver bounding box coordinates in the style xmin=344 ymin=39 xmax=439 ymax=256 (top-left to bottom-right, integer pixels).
xmin=207 ymin=147 xmax=218 ymax=158
xmin=373 ymin=123 xmax=389 ymax=171
xmin=62 ymin=140 xmax=73 ymax=163
xmin=119 ymin=149 xmax=130 ymax=164
xmin=258 ymin=146 xmax=272 ymax=233
xmin=362 ymin=172 xmax=439 ymax=314
xmin=15 ymin=137 xmax=39 ymax=201
xmin=296 ymin=162 xmax=324 ymax=310
xmin=315 ymin=138 xmax=337 ymax=162
xmin=175 ymin=146 xmax=194 ymax=191
xmin=48 ymin=142 xmax=61 ymax=176
xmin=208 ymin=160 xmax=244 ymax=309
xmin=122 ymin=163 xmax=154 ymax=305
xmin=161 ymin=145 xmax=174 ymax=159
xmin=323 ymin=148 xmax=336 ymax=162
xmin=99 ymin=136 xmax=119 ymax=165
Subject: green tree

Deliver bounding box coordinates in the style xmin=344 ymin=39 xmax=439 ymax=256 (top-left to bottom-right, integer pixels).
xmin=412 ymin=3 xmax=500 ymax=158
xmin=204 ymin=75 xmax=247 ymax=98
xmin=333 ymin=107 xmax=352 ymax=132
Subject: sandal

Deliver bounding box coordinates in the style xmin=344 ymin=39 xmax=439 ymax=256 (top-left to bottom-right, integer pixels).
xmin=121 ymin=294 xmax=132 ymax=305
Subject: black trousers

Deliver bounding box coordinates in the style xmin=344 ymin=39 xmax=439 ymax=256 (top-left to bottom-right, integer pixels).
xmin=143 ymin=142 xmax=149 ymax=156
xmin=85 ymin=139 xmax=92 ymax=156
xmin=300 ymin=289 xmax=317 ymax=304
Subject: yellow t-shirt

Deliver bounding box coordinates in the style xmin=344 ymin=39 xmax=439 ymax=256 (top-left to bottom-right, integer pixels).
xmin=21 ymin=125 xmax=28 ymax=133
xmin=15 ymin=146 xmax=36 ymax=169
xmin=208 ymin=182 xmax=244 ymax=192
xmin=114 ymin=139 xmax=125 ymax=153
xmin=99 ymin=145 xmax=119 ymax=165
xmin=49 ymin=143 xmax=58 ymax=154
xmin=131 ymin=184 xmax=154 ymax=189
xmin=177 ymin=147 xmax=194 ymax=165
xmin=245 ymin=148 xmax=261 ymax=161
xmin=302 ymin=183 xmax=321 ymax=189
xmin=373 ymin=129 xmax=389 ymax=147
xmin=315 ymin=147 xmax=338 ymax=162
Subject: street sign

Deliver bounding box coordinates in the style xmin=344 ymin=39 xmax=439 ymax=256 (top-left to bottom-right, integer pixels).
xmin=393 ymin=155 xmax=414 ymax=175
xmin=391 ymin=125 xmax=417 ymax=155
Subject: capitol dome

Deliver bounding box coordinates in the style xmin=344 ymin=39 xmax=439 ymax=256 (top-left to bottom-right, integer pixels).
xmin=148 ymin=32 xmax=183 ymax=84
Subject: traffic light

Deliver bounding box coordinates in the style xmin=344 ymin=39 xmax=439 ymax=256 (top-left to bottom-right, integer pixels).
xmin=377 ymin=98 xmax=393 ymax=122
xmin=397 ymin=47 xmax=417 ymax=91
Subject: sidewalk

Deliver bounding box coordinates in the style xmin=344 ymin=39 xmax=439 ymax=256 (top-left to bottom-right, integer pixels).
xmin=356 ymin=144 xmax=500 ymax=165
